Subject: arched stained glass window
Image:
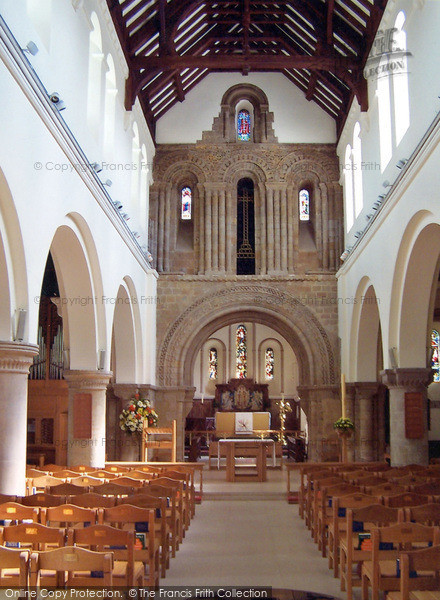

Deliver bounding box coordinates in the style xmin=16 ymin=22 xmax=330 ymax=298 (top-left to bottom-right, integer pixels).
xmin=237 ymin=109 xmax=251 ymax=142
xmin=236 ymin=324 xmax=247 ymax=378
xmin=299 ymin=189 xmax=310 ymax=221
xmin=181 ymin=186 xmax=192 ymax=220
xmin=431 ymin=330 xmax=440 ymax=382
xmin=209 ymin=347 xmax=218 ymax=380
xmin=265 ymin=348 xmax=274 ymax=380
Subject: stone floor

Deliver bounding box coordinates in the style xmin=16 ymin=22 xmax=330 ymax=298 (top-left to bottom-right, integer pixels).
xmin=162 ymin=463 xmax=352 ymax=599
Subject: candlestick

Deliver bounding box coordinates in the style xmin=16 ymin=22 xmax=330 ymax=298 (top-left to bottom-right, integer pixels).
xmin=341 ymin=373 xmax=346 ymax=418
xmin=201 ymin=394 xmax=204 ymax=404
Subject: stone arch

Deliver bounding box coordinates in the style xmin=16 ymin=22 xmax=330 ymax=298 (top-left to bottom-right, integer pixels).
xmin=158 ymin=285 xmax=336 ymax=387
xmin=389 ymin=213 xmax=440 ymax=368
xmin=49 ymin=215 xmax=105 ymax=370
xmin=350 ymin=277 xmax=382 ymax=381
xmin=111 ymin=282 xmax=137 ymax=383
xmin=0 ymin=168 xmax=28 ymax=341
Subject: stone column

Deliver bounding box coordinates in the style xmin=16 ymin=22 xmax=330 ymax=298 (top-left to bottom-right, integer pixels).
xmin=280 ymin=187 xmax=288 ymax=272
xmin=157 ymin=188 xmax=165 ymax=272
xmin=211 ymin=189 xmax=219 ymax=271
xmin=298 ymin=384 xmax=340 ymax=461
xmin=197 ymin=185 xmax=205 ymax=274
xmin=274 ymin=188 xmax=281 ymax=272
xmin=219 ymin=189 xmax=226 ymax=272
xmin=163 ymin=185 xmax=171 ymax=272
xmin=154 ymin=386 xmax=196 ymax=461
xmin=0 ymin=341 xmax=38 ymax=496
xmin=259 ymin=184 xmax=267 ymax=275
xmin=225 ymin=190 xmax=234 ymax=273
xmin=345 ymin=382 xmax=356 ymax=462
xmin=355 ymin=382 xmax=380 ymax=462
xmin=64 ymin=370 xmax=112 ymax=468
xmin=381 ymin=368 xmax=431 ymax=466
xmin=204 ymin=188 xmax=212 ymax=273
xmin=320 ymin=183 xmax=329 ymax=270
xmin=266 ymin=188 xmax=274 ymax=273
xmin=291 ymin=187 xmax=299 ymax=271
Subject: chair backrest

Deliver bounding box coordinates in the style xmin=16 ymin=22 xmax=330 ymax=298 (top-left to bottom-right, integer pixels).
xmin=0 ymin=546 xmax=28 ymax=587
xmin=111 ymin=477 xmax=145 ymax=489
xmin=87 ymin=471 xmax=119 ymax=480
xmin=122 ymin=470 xmax=152 ymax=481
xmin=19 ymin=493 xmax=65 ymax=507
xmin=372 ymin=522 xmax=440 ymax=560
xmin=0 ymin=522 xmax=65 ymax=550
xmin=398 ymin=544 xmax=440 ymax=600
xmin=384 ymin=492 xmax=430 ymax=508
xmin=67 ymin=525 xmax=135 ymax=584
xmin=364 ymin=482 xmax=405 ymax=496
xmin=52 ymin=470 xmax=79 ymax=479
xmin=68 ymin=465 xmax=91 ymax=474
xmin=90 ymin=482 xmax=135 ymax=497
xmin=48 ymin=483 xmax=89 ymax=496
xmin=406 ymin=503 xmax=440 ymax=526
xmin=131 ymin=465 xmax=163 ymax=474
xmin=105 ymin=465 xmax=131 ymax=474
xmin=69 ymin=476 xmax=103 ymax=488
xmin=0 ymin=502 xmax=38 ymax=524
xmin=412 ymin=481 xmax=440 ymax=496
xmin=42 ymin=504 xmax=97 ymax=527
xmin=43 ymin=464 xmax=66 ymax=473
xmin=29 ymin=545 xmax=113 ymax=587
xmin=68 ymin=493 xmax=116 ymax=508
xmin=99 ymin=505 xmax=156 ymax=563
xmin=26 ymin=468 xmax=47 ymax=478
xmin=32 ymin=475 xmax=66 ymax=491
xmin=0 ymin=494 xmax=16 ymax=504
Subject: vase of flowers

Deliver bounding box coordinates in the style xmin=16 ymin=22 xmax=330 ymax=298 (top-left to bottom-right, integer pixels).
xmin=333 ymin=417 xmax=355 ymax=438
xmin=119 ymin=392 xmax=158 ymax=461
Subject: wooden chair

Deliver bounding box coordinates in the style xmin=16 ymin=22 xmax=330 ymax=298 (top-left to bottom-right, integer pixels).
xmin=161 ymin=470 xmax=194 ymax=527
xmin=67 ymin=525 xmax=144 ymax=586
xmin=70 ymin=475 xmax=104 ymax=488
xmin=340 ymin=505 xmax=402 ymax=600
xmin=87 ymin=470 xmax=119 ymax=480
xmin=51 ymin=469 xmax=79 ymax=479
xmin=90 ymin=482 xmax=135 ymax=497
xmin=110 ymin=476 xmax=146 ymax=489
xmin=316 ymin=483 xmax=360 ymax=556
xmin=117 ymin=494 xmax=170 ymax=577
xmin=31 ymin=475 xmax=66 ymax=493
xmin=0 ymin=546 xmax=28 ymax=587
xmin=29 ymin=545 xmax=113 ymax=587
xmin=19 ymin=493 xmax=65 ymax=507
xmin=304 ymin=469 xmax=333 ymax=529
xmin=142 ymin=420 xmax=177 ymax=462
xmin=412 ymin=481 xmax=440 ymax=499
xmin=388 ymin=474 xmax=427 ymax=487
xmin=168 ymin=465 xmax=200 ymax=513
xmin=383 ymin=492 xmax=431 ymax=508
xmin=131 ymin=465 xmax=163 ymax=475
xmin=309 ymin=475 xmax=344 ymax=541
xmin=42 ymin=464 xmax=67 ymax=473
xmin=147 ymin=478 xmax=185 ymax=543
xmin=68 ymin=493 xmax=116 ymax=509
xmin=26 ymin=468 xmax=48 ymax=478
xmin=362 ymin=482 xmax=406 ymax=497
xmin=99 ymin=504 xmax=160 ymax=588
xmin=67 ymin=465 xmax=91 ymax=474
xmin=361 ymin=522 xmax=440 ymax=600
xmin=387 ymin=544 xmax=440 ymax=600
xmin=0 ymin=522 xmax=65 ymax=551
xmin=124 ymin=470 xmax=154 ymax=481
xmin=48 ymin=483 xmax=89 ymax=496
xmin=143 ymin=484 xmax=180 ymax=557
xmin=0 ymin=502 xmax=39 ymax=524
xmin=327 ymin=492 xmax=376 ymax=577
xmin=105 ymin=464 xmax=131 ymax=474
xmin=41 ymin=504 xmax=98 ymax=528
xmin=405 ymin=503 xmax=440 ymax=526
xmin=297 ymin=465 xmax=330 ymax=520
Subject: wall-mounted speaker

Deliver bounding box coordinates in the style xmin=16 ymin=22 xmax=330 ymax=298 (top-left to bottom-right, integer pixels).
xmin=388 ymin=347 xmax=398 ymax=370
xmin=15 ymin=309 xmax=27 ymax=341
xmin=98 ymin=349 xmax=106 ymax=371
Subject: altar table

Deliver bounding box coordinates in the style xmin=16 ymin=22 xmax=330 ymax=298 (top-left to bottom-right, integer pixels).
xmin=216 ymin=438 xmax=276 ymax=470
xmin=218 ymin=439 xmax=275 ymax=482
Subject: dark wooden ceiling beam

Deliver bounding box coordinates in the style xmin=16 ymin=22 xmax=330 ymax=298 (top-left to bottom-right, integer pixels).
xmin=327 ymin=0 xmax=335 ymax=45
xmin=174 ymin=71 xmax=186 ymax=102
xmin=306 ymin=71 xmax=318 ymax=101
xmin=133 ymin=53 xmax=359 ymax=71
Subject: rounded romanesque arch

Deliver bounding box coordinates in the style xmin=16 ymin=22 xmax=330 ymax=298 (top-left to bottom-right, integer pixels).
xmin=157 ymin=284 xmax=336 ymax=387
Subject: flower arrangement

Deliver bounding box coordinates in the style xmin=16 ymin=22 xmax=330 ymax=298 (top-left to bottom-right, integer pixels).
xmin=119 ymin=393 xmax=158 ymax=434
xmin=333 ymin=417 xmax=355 ymax=432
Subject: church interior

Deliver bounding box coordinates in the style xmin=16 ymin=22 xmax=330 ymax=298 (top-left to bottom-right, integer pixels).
xmin=1 ymin=0 xmax=440 ymax=593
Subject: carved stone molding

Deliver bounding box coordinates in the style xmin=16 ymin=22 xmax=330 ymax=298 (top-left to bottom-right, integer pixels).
xmin=158 ymin=284 xmax=336 ymax=387
xmin=354 ymin=381 xmax=381 ymax=397
xmin=63 ymin=370 xmax=113 ymax=391
xmin=381 ymin=368 xmax=433 ymax=391
xmin=0 ymin=341 xmax=39 ymax=374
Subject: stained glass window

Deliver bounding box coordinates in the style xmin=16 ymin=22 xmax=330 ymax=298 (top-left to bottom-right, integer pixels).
xmin=237 ymin=109 xmax=251 ymax=142
xmin=431 ymin=330 xmax=440 ymax=382
xmin=299 ymin=189 xmax=310 ymax=221
xmin=265 ymin=348 xmax=274 ymax=380
xmin=236 ymin=324 xmax=247 ymax=378
xmin=209 ymin=347 xmax=218 ymax=380
xmin=181 ymin=186 xmax=192 ymax=220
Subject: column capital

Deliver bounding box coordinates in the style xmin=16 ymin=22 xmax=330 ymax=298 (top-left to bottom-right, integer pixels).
xmin=63 ymin=370 xmax=112 ymax=391
xmin=381 ymin=368 xmax=432 ymax=390
xmin=297 ymin=384 xmax=339 ymax=398
xmin=0 ymin=341 xmax=38 ymax=374
xmin=354 ymin=381 xmax=381 ymax=397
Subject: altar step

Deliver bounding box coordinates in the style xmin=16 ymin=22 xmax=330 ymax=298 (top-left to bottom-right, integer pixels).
xmin=203 ymin=491 xmax=286 ymax=501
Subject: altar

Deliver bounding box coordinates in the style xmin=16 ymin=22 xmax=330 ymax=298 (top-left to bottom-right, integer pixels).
xmin=219 ymin=438 xmax=275 ymax=482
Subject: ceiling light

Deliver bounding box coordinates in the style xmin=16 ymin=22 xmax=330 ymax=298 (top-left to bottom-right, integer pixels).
xmin=49 ymin=92 xmax=66 ymax=111
xmin=396 ymin=159 xmax=408 ymax=169
xmin=23 ymin=41 xmax=38 ymax=55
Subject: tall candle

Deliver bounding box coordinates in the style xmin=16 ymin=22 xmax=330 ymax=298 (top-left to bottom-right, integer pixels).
xmin=201 ymin=394 xmax=204 ymax=404
xmin=341 ymin=373 xmax=346 ymax=418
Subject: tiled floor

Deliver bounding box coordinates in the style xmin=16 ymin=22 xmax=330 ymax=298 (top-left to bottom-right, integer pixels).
xmin=163 ymin=464 xmax=348 ymax=599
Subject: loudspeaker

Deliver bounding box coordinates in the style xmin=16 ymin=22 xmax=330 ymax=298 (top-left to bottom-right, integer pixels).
xmin=98 ymin=349 xmax=106 ymax=370
xmin=388 ymin=347 xmax=398 ymax=369
xmin=63 ymin=350 xmax=70 ymax=369
xmin=15 ymin=309 xmax=27 ymax=341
